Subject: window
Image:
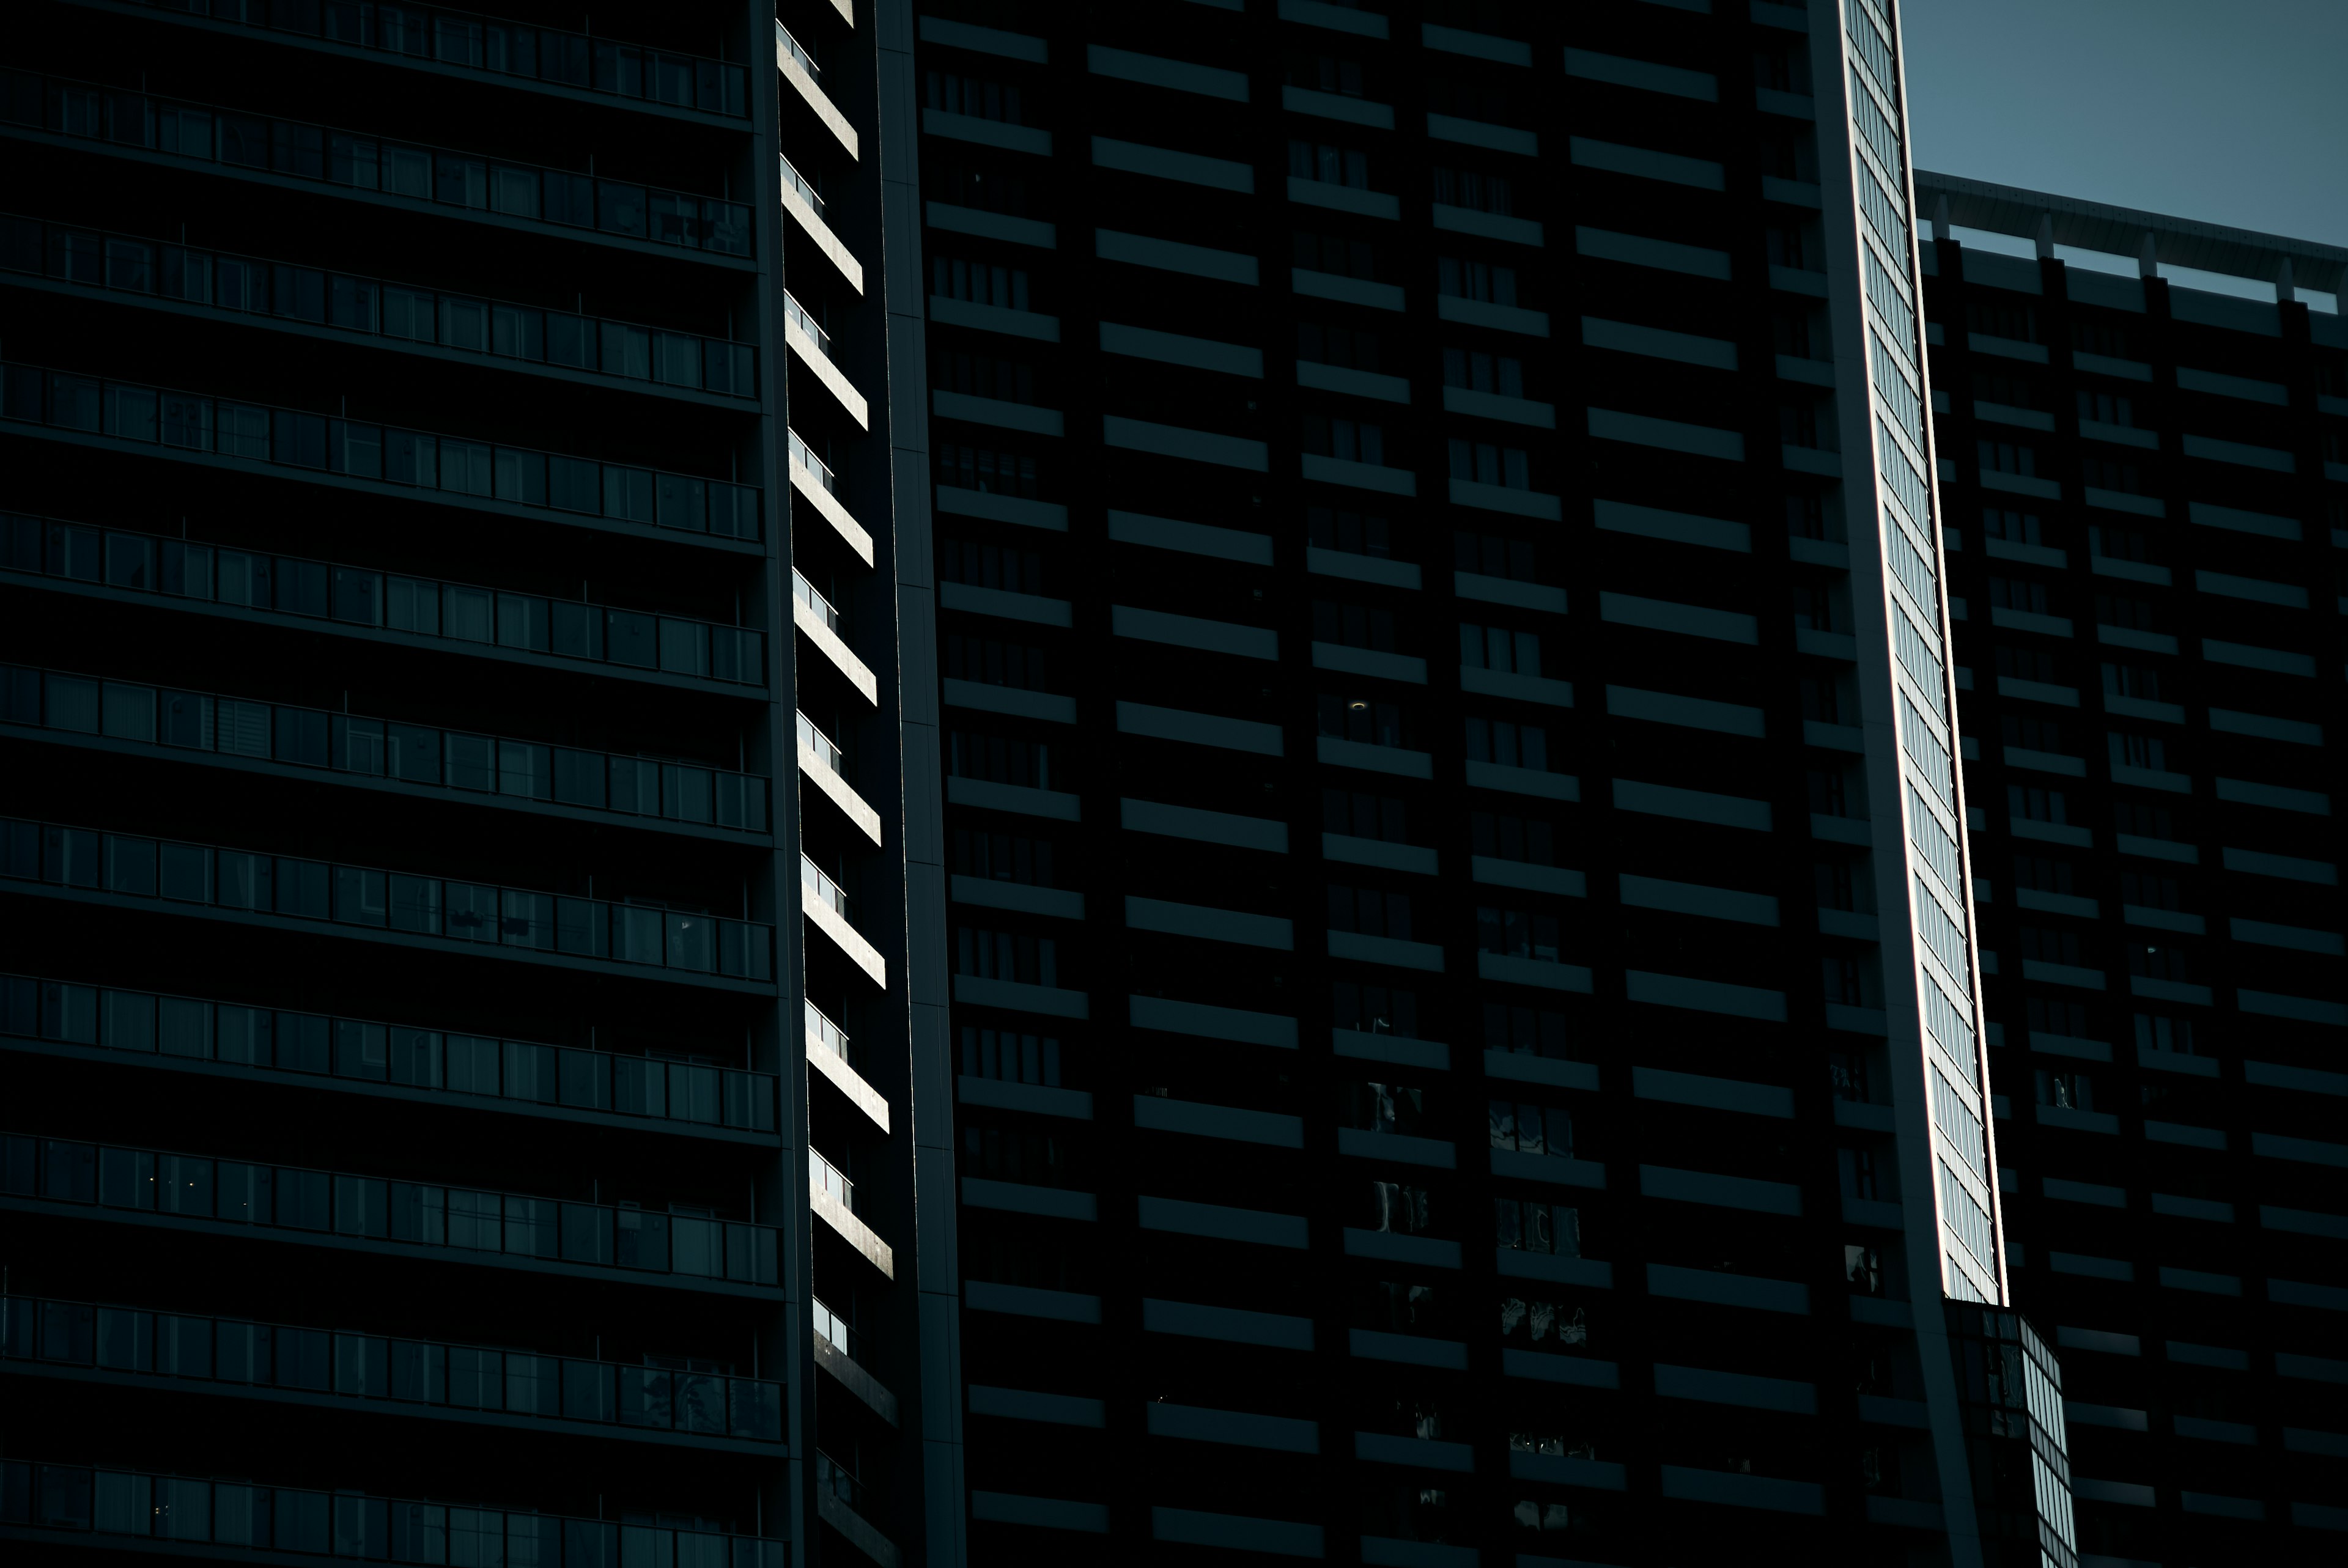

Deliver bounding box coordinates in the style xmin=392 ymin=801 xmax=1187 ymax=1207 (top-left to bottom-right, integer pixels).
xmin=925 ymin=71 xmax=1024 ymax=124
xmin=2101 ymin=663 xmax=2163 ymax=701
xmin=1432 ymin=166 xmax=1514 ymax=215
xmin=2008 ymin=786 xmax=2070 ymax=824
xmin=2081 ymin=457 xmax=2142 ymax=494
xmin=945 ymin=635 xmax=1049 ymax=690
xmin=2114 ymin=800 xmax=2176 ymax=840
xmin=1437 ymin=256 xmax=1516 ymax=305
xmin=1982 ymin=507 xmax=2042 ymax=545
xmin=1428 ymin=75 xmax=1521 ymax=125
xmin=1809 ymin=767 xmax=1851 ymax=817
xmin=1465 ymin=717 xmax=1547 ymax=770
xmin=2071 ymin=318 xmax=2137 ymax=359
xmin=2135 ymin=1012 xmax=2196 ymax=1056
xmin=1299 ymin=322 xmax=1381 ymax=371
xmin=933 ymin=441 xmax=1039 ymax=498
xmin=930 ymin=159 xmax=1027 ymax=216
xmin=1455 ymin=532 xmax=1535 ymax=581
xmin=1789 ymin=581 xmax=1839 ymax=634
xmin=1364 ymin=1180 xmax=1435 ymax=1235
xmin=1329 ymin=884 xmax=1414 ymax=940
xmin=1994 ymin=646 xmax=2057 ymax=683
xmin=1498 ymin=1296 xmax=1587 ymax=1350
xmin=1305 ymin=416 xmax=1387 ymax=465
xmin=1781 ymin=401 xmax=1823 ymax=449
xmin=939 ymin=539 xmax=1042 ymax=594
xmin=1477 ymin=905 xmax=1560 ymax=963
xmin=1314 ymin=600 xmax=1398 ymax=652
xmin=1469 ymin=1013 xmax=1568 ymax=1080
xmin=2018 ymin=927 xmax=2082 ymax=967
xmin=1815 ymin=859 xmax=1856 ymax=910
xmin=1977 ymin=440 xmax=2038 ymax=477
xmin=2035 ymin=1069 xmax=2095 ymax=1111
xmin=2028 ymin=996 xmax=2091 ymax=1038
xmin=1288 ymin=53 xmax=1367 ymax=97
xmin=1489 ymin=1099 xmax=1571 ymax=1157
xmin=933 ymin=351 xmax=1035 ymax=404
xmin=1344 ymin=1081 xmax=1430 ymax=1136
xmin=2001 ymin=715 xmax=2069 ymax=754
xmin=945 ymin=730 xmax=1053 ymax=789
xmin=1334 ymin=981 xmax=1418 ymax=1037
xmin=1290 ymin=139 xmax=1372 ymax=190
xmin=1326 ymin=789 xmax=1408 ymax=843
xmin=1801 ymin=677 xmax=1842 ymax=724
xmin=2112 ymin=732 xmax=2167 ymax=771
xmin=2077 ymin=389 xmax=2134 ymax=426
xmin=930 ymin=254 xmax=1028 ymax=309
xmin=962 ymin=1124 xmax=1075 ymax=1187
xmin=1971 ymin=371 xmax=2042 ymax=410
xmin=1471 ymin=812 xmax=1554 ymax=866
xmin=953 ymin=925 xmax=1058 ymax=986
xmin=2121 ymin=872 xmax=2180 ymax=910
xmin=2126 ymin=943 xmax=2193 ymax=982
xmin=1294 ymin=227 xmax=1380 ymax=281
xmin=2094 ymin=594 xmax=2159 ymax=633
xmin=1442 ymin=347 xmax=1524 ymax=396
xmin=1966 ymin=301 xmax=2037 ymax=343
xmin=1319 ymin=694 xmax=1408 ymax=748
xmin=2012 ymin=855 xmax=2075 ymax=895
xmin=1449 ymin=438 xmax=1529 ymax=489
xmin=1988 ymin=576 xmax=2050 ymax=614
xmin=952 ymin=830 xmax=1054 ymax=886
xmin=1309 ymin=505 xmax=1392 ymax=558
xmin=1754 ymin=40 xmax=1812 ymax=94
xmin=1460 ymin=624 xmax=1540 ymax=675
xmin=1496 ymin=1199 xmax=1580 ymax=1256
xmin=961 ymin=1025 xmax=1063 ymax=1086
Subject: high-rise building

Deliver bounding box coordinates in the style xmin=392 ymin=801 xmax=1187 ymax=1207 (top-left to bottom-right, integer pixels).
xmin=911 ymin=1 xmax=2067 ymax=1563
xmin=1917 ymin=172 xmax=2348 ymax=1563
xmin=2 ymin=2 xmax=953 ymax=1566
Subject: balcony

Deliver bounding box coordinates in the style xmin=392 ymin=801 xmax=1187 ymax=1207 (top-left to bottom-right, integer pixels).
xmin=4 ymin=1294 xmax=784 ymax=1448
xmin=813 ymin=1294 xmax=898 ymax=1423
xmin=0 ymin=1457 xmax=786 ymax=1564
xmin=818 ymin=1452 xmax=900 ymax=1567
xmin=792 ymin=570 xmax=878 ymax=702
xmin=806 ymin=1000 xmax=890 ymax=1132
xmin=1 ymin=1132 xmax=781 ymax=1289
xmin=777 ymin=21 xmax=859 ymax=157
xmin=7 ymin=662 xmax=771 ymax=833
xmin=797 ymin=713 xmax=882 ymax=845
xmin=810 ymin=1149 xmax=893 ymax=1278
xmin=802 ymin=856 xmax=886 ymax=986
xmin=789 ymin=430 xmax=874 ymax=561
xmin=2 ymin=817 xmax=776 ymax=984
xmin=0 ymin=364 xmax=764 ymax=544
xmin=780 ymin=154 xmax=863 ymax=292
xmin=5 ymin=971 xmax=778 ymax=1137
xmin=784 ymin=290 xmax=869 ymax=426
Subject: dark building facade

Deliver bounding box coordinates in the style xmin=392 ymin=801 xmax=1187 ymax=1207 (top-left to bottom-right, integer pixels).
xmin=3 ymin=2 xmax=953 ymax=1567
xmin=1918 ymin=174 xmax=2348 ymax=1563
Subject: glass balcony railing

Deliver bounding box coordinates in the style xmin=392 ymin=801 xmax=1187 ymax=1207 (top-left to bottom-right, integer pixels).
xmin=781 ymin=290 xmax=831 ymax=358
xmin=2 ymin=1295 xmax=783 ymax=1443
xmin=4 ymin=513 xmax=766 ymax=689
xmin=775 ymin=20 xmax=821 ymax=79
xmin=787 ymin=430 xmax=837 ymax=496
xmin=792 ymin=569 xmax=843 ymax=636
xmin=0 ymin=1459 xmax=786 ymax=1566
xmin=0 ymin=1132 xmax=781 ymax=1286
xmin=3 ymin=972 xmax=778 ymax=1135
xmin=123 ymin=0 xmax=751 ymax=119
xmin=778 ymin=155 xmax=824 ymax=218
xmin=806 ymin=1001 xmax=855 ymax=1073
xmin=0 ymin=68 xmax=753 ymax=254
xmin=0 ymin=364 xmax=764 ymax=543
xmin=815 ymin=1452 xmax=871 ymax=1520
xmin=800 ymin=856 xmax=852 ymax=923
xmin=4 ymin=661 xmax=770 ymax=833
xmin=3 ymin=214 xmax=758 ymax=400
xmin=808 ymin=1149 xmax=855 ymax=1215
xmin=796 ymin=713 xmax=847 ymax=780
xmin=810 ymin=1295 xmax=857 ymax=1363
xmin=1 ymin=816 xmax=776 ymax=984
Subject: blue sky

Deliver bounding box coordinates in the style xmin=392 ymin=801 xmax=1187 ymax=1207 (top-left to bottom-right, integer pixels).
xmin=1903 ymin=0 xmax=2348 ymax=251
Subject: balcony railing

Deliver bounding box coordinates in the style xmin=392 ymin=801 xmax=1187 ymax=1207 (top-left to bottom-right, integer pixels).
xmin=0 ymin=1459 xmax=786 ymax=1565
xmin=1 ymin=816 xmax=776 ymax=983
xmin=792 ymin=569 xmax=843 ymax=635
xmin=800 ymin=856 xmax=851 ymax=922
xmin=4 ymin=513 xmax=766 ymax=689
xmin=1 ymin=364 xmax=763 ymax=542
xmin=788 ymin=429 xmax=837 ymax=496
xmin=796 ymin=713 xmax=847 ymax=780
xmin=0 ymin=69 xmax=752 ymax=254
xmin=816 ymin=1452 xmax=871 ymax=1517
xmin=1 ymin=1132 xmax=781 ymax=1286
xmin=4 ymin=661 xmax=770 ymax=830
xmin=778 ymin=153 xmax=824 ymax=218
xmin=3 ymin=1295 xmax=783 ymax=1443
xmin=806 ymin=1001 xmax=854 ymax=1071
xmin=2 ymin=214 xmax=758 ymax=400
xmin=3 ymin=972 xmax=778 ymax=1134
xmin=775 ymin=20 xmax=821 ymax=79
xmin=782 ymin=290 xmax=831 ymax=358
xmin=809 ymin=1149 xmax=855 ymax=1215
xmin=811 ymin=1295 xmax=858 ymax=1363
xmin=122 ymin=0 xmax=751 ymax=117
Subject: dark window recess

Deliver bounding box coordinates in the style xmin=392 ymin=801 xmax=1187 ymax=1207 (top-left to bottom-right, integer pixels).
xmin=2081 ymin=457 xmax=2143 ymax=494
xmin=959 ymin=1025 xmax=1063 ymax=1087
xmin=2001 ymin=715 xmax=2069 ymax=754
xmin=2121 ymin=872 xmax=2181 ymax=910
xmin=1293 ymin=228 xmax=1380 ymax=281
xmin=2135 ymin=1012 xmax=2196 ymax=1055
xmin=1328 ymin=884 xmax=1413 ymax=940
xmin=1464 ymin=717 xmax=1546 ymax=770
xmin=2028 ymin=996 xmax=2092 ymax=1037
xmin=1792 ymin=582 xmax=1843 ymax=632
xmin=2101 ymin=663 xmax=2163 ymax=701
xmin=2018 ymin=927 xmax=2083 ymax=967
xmin=1994 ymin=646 xmax=2058 ymax=683
xmin=944 ymin=635 xmax=1050 ymax=691
xmin=1499 ymin=1294 xmax=1589 ymax=1350
xmin=1476 ymin=906 xmax=1559 ymax=962
xmin=944 ymin=730 xmax=1053 ymax=790
xmin=1305 ymin=416 xmax=1387 ymax=466
xmin=1313 ymin=600 xmax=1397 ymax=652
xmin=940 ymin=540 xmax=1043 ymax=594
xmin=2126 ymin=943 xmax=2194 ymax=982
xmin=1977 ymin=440 xmax=2038 ymax=477
xmin=1287 ymin=53 xmax=1367 ymax=98
xmin=1325 ymin=790 xmax=1408 ymax=844
xmin=1432 ymin=166 xmax=1513 ymax=215
xmin=1815 ymin=859 xmax=1856 ymax=910
xmin=1754 ymin=40 xmax=1812 ymax=94
xmin=2077 ymin=389 xmax=2135 ymax=425
xmin=2035 ymin=1069 xmax=2096 ymax=1111
xmin=1309 ymin=504 xmax=1391 ymax=559
xmin=1489 ymin=1099 xmax=1571 ymax=1156
xmin=1983 ymin=507 xmax=2044 ymax=545
xmin=1967 ymin=301 xmax=2039 ymax=343
xmin=1319 ymin=694 xmax=1408 ymax=749
xmin=1759 ymin=125 xmax=1817 ymax=180
xmin=1970 ymin=371 xmax=2042 ymax=409
xmin=1437 ymin=256 xmax=1517 ymax=305
xmin=1496 ymin=1198 xmax=1579 ymax=1256
xmin=1471 ymin=811 xmax=1553 ymax=866
xmin=925 ymin=71 xmax=1025 ymax=125
xmin=1455 ymin=532 xmax=1535 ymax=581
xmin=1809 ymin=768 xmax=1851 ymax=817
xmin=1988 ymin=576 xmax=2051 ymax=614
xmin=1484 ymin=1003 xmax=1570 ymax=1059
xmin=1800 ymin=677 xmax=1842 ymax=723
xmin=1290 ymin=140 xmax=1372 ymax=190
xmin=2094 ymin=594 xmax=2159 ymax=633
xmin=934 ymin=352 xmax=1035 ymax=405
xmin=953 ymin=925 xmax=1057 ymax=986
xmin=2009 ymin=785 xmax=2071 ymax=824
xmin=2071 ymin=317 xmax=2138 ymax=359
xmin=2114 ymin=800 xmax=2176 ymax=840
xmin=1299 ymin=322 xmax=1381 ymax=372
xmin=1428 ymin=75 xmax=1522 ymax=125
xmin=2013 ymin=855 xmax=2076 ymax=894
xmin=1442 ymin=347 xmax=1524 ymax=396
xmin=1360 ymin=1180 xmax=1436 ymax=1235
xmin=962 ymin=1124 xmax=1077 ymax=1187
xmin=952 ymin=830 xmax=1054 ymax=887
xmin=1343 ymin=1081 xmax=1430 ymax=1136
xmin=1334 ymin=982 xmax=1417 ymax=1037
xmin=928 ymin=161 xmax=1027 ymax=216
xmin=930 ymin=255 xmax=1028 ymax=309
xmin=933 ymin=442 xmax=1039 ymax=498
